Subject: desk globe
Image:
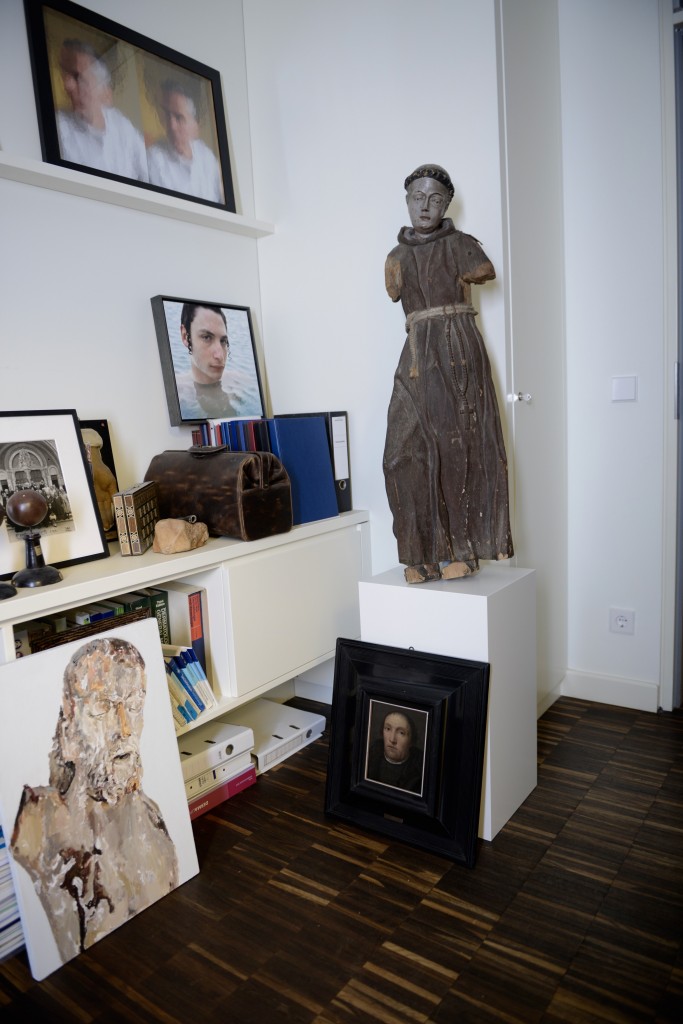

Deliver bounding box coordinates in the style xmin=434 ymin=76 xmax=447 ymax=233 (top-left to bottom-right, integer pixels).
xmin=5 ymin=489 xmax=63 ymax=588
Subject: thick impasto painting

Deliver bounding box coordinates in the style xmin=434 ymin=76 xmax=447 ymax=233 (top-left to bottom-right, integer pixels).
xmin=0 ymin=618 xmax=199 ymax=980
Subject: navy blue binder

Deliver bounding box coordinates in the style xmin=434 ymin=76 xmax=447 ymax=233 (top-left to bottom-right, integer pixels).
xmin=267 ymin=416 xmax=339 ymax=525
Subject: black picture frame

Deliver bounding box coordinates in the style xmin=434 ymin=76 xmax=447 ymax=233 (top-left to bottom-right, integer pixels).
xmin=0 ymin=409 xmax=109 ymax=580
xmin=151 ymin=295 xmax=266 ymax=426
xmin=325 ymin=638 xmax=490 ymax=868
xmin=23 ymin=0 xmax=236 ymax=211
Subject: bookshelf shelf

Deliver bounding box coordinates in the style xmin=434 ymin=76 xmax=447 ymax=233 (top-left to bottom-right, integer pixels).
xmin=0 ymin=511 xmax=370 ymax=722
xmin=0 ymin=152 xmax=275 ymax=238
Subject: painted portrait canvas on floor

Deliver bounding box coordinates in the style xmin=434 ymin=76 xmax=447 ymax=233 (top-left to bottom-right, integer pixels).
xmin=0 ymin=617 xmax=199 ymax=981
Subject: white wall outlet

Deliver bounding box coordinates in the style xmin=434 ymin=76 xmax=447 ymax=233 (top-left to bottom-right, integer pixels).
xmin=609 ymin=608 xmax=635 ymax=635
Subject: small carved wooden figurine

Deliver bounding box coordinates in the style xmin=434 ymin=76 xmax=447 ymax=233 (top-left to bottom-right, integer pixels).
xmin=383 ymin=164 xmax=513 ymax=584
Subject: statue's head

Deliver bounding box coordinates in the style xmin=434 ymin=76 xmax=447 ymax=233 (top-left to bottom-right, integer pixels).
xmin=404 ymin=164 xmax=454 ymax=236
xmin=50 ymin=637 xmax=146 ymax=803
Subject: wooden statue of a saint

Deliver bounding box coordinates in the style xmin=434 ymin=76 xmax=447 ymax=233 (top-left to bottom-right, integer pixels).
xmin=383 ymin=164 xmax=514 ymax=584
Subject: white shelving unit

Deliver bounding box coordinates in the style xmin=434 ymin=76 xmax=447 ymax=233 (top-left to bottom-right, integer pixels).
xmin=1 ymin=511 xmax=371 ymax=733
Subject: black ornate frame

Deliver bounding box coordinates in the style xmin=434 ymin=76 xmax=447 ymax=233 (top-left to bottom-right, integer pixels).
xmin=325 ymin=638 xmax=490 ymax=867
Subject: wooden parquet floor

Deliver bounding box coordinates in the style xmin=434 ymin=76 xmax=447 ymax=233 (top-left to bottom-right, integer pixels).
xmin=0 ymin=696 xmax=681 ymax=1023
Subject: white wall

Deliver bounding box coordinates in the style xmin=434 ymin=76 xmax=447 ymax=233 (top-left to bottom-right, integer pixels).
xmin=0 ymin=0 xmax=673 ymax=712
xmin=243 ymin=0 xmax=507 ymax=576
xmin=559 ymin=0 xmax=669 ymax=710
xmin=0 ymin=0 xmax=262 ymax=489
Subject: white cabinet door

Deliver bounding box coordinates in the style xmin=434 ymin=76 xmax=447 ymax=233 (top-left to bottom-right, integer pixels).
xmin=224 ymin=525 xmax=365 ymax=697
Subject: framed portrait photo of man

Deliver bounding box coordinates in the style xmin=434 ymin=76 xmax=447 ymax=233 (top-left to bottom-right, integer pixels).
xmin=23 ymin=0 xmax=236 ymax=211
xmin=325 ymin=638 xmax=490 ymax=868
xmin=151 ymin=295 xmax=266 ymax=426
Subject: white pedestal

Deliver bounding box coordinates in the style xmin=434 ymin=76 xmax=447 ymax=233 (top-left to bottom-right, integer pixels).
xmin=359 ymin=564 xmax=537 ymax=841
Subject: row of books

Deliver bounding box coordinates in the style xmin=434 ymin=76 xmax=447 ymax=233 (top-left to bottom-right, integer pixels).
xmin=163 ymin=643 xmax=216 ymax=732
xmin=112 ymin=481 xmax=159 ymax=556
xmin=191 ymin=412 xmax=352 ymax=522
xmin=13 ymin=581 xmax=207 ymax=675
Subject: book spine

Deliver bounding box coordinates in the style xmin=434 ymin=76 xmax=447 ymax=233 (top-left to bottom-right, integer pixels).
xmin=187 ymin=591 xmax=207 ymax=673
xmin=164 ymin=663 xmax=198 ymax=721
xmin=180 ymin=648 xmax=214 ymax=707
xmin=148 ymin=589 xmax=171 ymax=645
xmin=116 ymin=592 xmax=150 ymax=613
xmin=86 ymin=604 xmax=115 ymax=622
xmin=228 ymin=421 xmax=241 ymax=451
xmin=177 ymin=650 xmax=214 ymax=708
xmin=113 ymin=493 xmax=130 ymax=555
xmin=71 ymin=607 xmax=92 ymax=625
xmin=187 ymin=765 xmax=257 ymax=820
xmin=168 ymin=693 xmax=187 ymax=731
xmin=167 ymin=657 xmax=205 ymax=713
xmin=172 ymin=656 xmax=206 ymax=712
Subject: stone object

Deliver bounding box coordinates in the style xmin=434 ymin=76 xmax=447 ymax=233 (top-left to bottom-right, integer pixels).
xmin=153 ymin=519 xmax=209 ymax=554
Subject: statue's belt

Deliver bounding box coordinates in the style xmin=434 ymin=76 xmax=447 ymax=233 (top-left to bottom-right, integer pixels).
xmin=405 ymin=304 xmax=476 ymax=379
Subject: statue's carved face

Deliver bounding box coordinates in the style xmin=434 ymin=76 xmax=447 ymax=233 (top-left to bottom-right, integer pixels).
xmin=406 ymin=176 xmax=448 ymax=235
xmin=62 ymin=643 xmax=146 ymax=803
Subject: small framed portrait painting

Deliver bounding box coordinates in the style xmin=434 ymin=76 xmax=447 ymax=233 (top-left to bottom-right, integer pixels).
xmin=151 ymin=295 xmax=265 ymax=426
xmin=325 ymin=638 xmax=490 ymax=868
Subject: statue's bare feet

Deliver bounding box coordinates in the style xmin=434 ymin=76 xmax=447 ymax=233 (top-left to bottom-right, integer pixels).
xmin=441 ymin=559 xmax=479 ymax=579
xmin=404 ymin=562 xmax=442 ymax=584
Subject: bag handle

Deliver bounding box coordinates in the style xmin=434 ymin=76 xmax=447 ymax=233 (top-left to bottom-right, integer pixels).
xmin=188 ymin=445 xmax=228 ymax=458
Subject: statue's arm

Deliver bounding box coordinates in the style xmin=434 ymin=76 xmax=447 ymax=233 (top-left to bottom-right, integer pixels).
xmin=385 ymin=253 xmax=402 ymax=302
xmin=462 ymin=258 xmax=496 ymax=285
xmin=458 ymin=233 xmax=496 ymax=285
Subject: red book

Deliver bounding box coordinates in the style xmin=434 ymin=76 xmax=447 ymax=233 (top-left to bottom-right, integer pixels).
xmin=188 ymin=764 xmax=257 ymax=820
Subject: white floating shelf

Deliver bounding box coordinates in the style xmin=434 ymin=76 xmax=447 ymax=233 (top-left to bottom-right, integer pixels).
xmin=0 ymin=152 xmax=274 ymax=238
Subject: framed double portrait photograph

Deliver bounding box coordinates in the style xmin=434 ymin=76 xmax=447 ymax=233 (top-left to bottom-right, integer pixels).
xmin=151 ymin=295 xmax=265 ymax=426
xmin=24 ymin=0 xmax=235 ymax=211
xmin=325 ymin=639 xmax=490 ymax=867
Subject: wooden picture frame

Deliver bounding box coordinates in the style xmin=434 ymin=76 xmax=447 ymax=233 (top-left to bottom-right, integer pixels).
xmin=0 ymin=409 xmax=109 ymax=580
xmin=23 ymin=0 xmax=236 ymax=211
xmin=325 ymin=638 xmax=490 ymax=867
xmin=151 ymin=295 xmax=265 ymax=426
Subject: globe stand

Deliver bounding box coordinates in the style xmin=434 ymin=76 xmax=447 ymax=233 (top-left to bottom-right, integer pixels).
xmin=12 ymin=532 xmax=63 ymax=588
xmin=5 ymin=489 xmax=63 ymax=590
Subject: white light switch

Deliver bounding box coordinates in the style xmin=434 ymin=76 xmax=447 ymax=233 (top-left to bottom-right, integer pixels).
xmin=611 ymin=375 xmax=637 ymax=402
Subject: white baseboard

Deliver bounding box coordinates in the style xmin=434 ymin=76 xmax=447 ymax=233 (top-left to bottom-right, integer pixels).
xmin=560 ymin=670 xmax=659 ymax=713
xmin=537 ymin=684 xmax=562 ymax=718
